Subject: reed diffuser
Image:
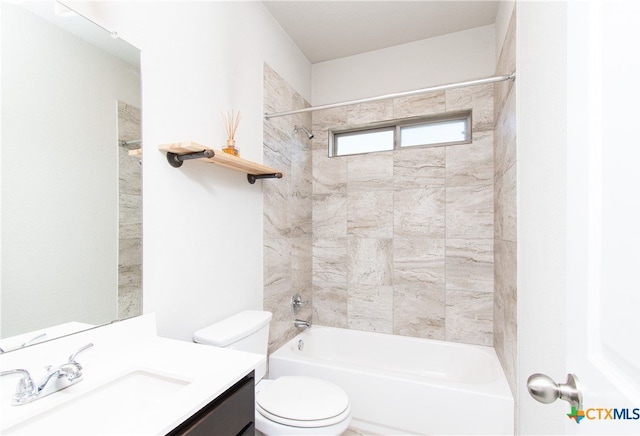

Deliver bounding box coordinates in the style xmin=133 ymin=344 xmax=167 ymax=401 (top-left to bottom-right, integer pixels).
xmin=222 ymin=110 xmax=241 ymax=157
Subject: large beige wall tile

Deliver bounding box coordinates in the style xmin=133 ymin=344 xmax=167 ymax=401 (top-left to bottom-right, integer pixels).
xmin=446 ymin=184 xmax=493 ymax=239
xmin=313 ymin=149 xmax=347 ymax=194
xmin=495 ymin=164 xmax=517 ymax=243
xmin=348 ymin=284 xmax=393 ymax=333
xmin=394 ymin=187 xmax=446 ymax=238
xmin=393 ymin=237 xmax=445 ymax=286
xmin=264 ymin=238 xmax=292 ymax=296
xmin=312 ymin=106 xmax=347 ymax=152
xmin=394 ymin=284 xmax=445 ymax=340
xmin=494 ymin=87 xmax=516 ymax=178
xmin=494 ymin=239 xmax=517 ymax=393
xmin=446 ymin=131 xmax=494 ymax=187
xmin=312 ymin=237 xmax=348 ymax=283
xmin=347 ymin=100 xmax=394 ymax=125
xmin=446 ymin=239 xmax=494 ymax=293
xmin=445 ymin=290 xmax=493 ymax=346
xmin=266 ymin=290 xmax=297 ymax=353
xmin=446 ymin=84 xmax=494 ymax=132
xmin=264 ymin=180 xmax=290 ymax=239
xmin=347 ymin=152 xmax=393 ymax=191
xmin=347 ymin=237 xmax=393 ymax=286
xmin=290 ymin=144 xmax=312 ymax=239
xmin=494 ymin=7 xmax=516 ymax=120
xmin=347 ymin=190 xmax=393 ymax=238
xmin=313 ymin=282 xmax=348 ymax=327
xmin=291 ymin=237 xmax=312 ymax=291
xmin=313 ymin=193 xmax=347 ymax=238
xmin=393 ymin=146 xmax=445 ymax=187
xmin=118 ymin=102 xmax=141 ymax=320
xmin=393 ymin=91 xmax=446 ymax=118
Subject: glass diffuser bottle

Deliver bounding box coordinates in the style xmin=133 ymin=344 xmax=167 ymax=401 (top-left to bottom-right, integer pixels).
xmin=222 ymin=110 xmax=240 ymax=157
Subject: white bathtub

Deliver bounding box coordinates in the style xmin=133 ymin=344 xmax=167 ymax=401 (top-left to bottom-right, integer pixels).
xmin=268 ymin=326 xmax=513 ymax=435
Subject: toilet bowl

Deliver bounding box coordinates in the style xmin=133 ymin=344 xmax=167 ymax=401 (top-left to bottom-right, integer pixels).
xmin=193 ymin=310 xmax=352 ymax=436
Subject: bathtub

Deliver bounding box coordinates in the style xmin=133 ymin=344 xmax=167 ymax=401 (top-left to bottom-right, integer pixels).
xmin=268 ymin=326 xmax=513 ymax=435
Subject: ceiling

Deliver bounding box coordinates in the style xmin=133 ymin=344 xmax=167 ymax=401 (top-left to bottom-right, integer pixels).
xmin=262 ymin=1 xmax=501 ymax=64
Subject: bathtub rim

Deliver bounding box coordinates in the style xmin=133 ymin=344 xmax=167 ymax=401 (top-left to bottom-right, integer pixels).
xmin=269 ymin=325 xmax=513 ymax=399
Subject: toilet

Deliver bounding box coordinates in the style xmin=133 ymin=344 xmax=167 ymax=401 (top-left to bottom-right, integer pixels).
xmin=193 ymin=310 xmax=352 ymax=435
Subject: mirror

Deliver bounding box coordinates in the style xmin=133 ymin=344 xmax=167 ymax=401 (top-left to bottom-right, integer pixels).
xmin=1 ymin=1 xmax=142 ymax=352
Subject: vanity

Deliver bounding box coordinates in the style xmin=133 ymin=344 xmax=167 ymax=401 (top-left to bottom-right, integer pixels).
xmin=0 ymin=315 xmax=264 ymax=435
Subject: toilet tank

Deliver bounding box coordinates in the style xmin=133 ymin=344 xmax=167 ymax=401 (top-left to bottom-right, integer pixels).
xmin=193 ymin=310 xmax=272 ymax=355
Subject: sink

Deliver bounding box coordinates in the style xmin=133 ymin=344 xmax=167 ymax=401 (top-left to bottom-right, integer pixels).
xmin=3 ymin=369 xmax=191 ymax=435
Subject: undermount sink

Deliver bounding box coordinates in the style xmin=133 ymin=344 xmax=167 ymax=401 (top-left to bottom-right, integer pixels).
xmin=3 ymin=369 xmax=191 ymax=435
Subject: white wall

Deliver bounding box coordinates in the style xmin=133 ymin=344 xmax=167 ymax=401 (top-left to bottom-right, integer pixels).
xmin=311 ymin=24 xmax=496 ymax=105
xmin=72 ymin=1 xmax=311 ymax=341
xmin=516 ymin=2 xmax=568 ymax=434
xmin=1 ymin=3 xmax=139 ymax=337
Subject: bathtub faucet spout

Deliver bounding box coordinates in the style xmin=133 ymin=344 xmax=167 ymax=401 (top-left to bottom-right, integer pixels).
xmin=294 ymin=319 xmax=311 ymax=329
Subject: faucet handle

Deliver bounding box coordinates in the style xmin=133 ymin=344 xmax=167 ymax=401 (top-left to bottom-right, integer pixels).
xmin=291 ymin=293 xmax=308 ymax=316
xmin=1 ymin=369 xmax=37 ymax=403
xmin=21 ymin=332 xmax=47 ymax=348
xmin=69 ymin=343 xmax=94 ymax=363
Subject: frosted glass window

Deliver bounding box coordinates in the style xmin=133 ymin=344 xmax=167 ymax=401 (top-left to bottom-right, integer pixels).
xmin=330 ymin=111 xmax=471 ymax=157
xmin=400 ymin=118 xmax=468 ymax=147
xmin=333 ymin=128 xmax=394 ymax=156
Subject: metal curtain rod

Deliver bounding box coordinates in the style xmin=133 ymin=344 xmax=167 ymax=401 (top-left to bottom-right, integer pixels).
xmin=264 ymin=73 xmax=516 ymax=120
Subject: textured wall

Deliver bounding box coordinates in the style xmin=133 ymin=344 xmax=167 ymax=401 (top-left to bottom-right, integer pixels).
xmin=311 ymin=84 xmax=495 ymax=346
xmin=263 ymin=64 xmax=313 ymax=354
xmin=493 ymin=7 xmax=517 ymax=396
xmin=118 ymin=102 xmax=142 ymax=320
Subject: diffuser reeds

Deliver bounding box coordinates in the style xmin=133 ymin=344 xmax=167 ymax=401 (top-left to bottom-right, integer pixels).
xmin=222 ymin=110 xmax=241 ymax=156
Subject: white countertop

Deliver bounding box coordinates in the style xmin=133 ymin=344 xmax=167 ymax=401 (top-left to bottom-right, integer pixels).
xmin=0 ymin=314 xmax=264 ymax=435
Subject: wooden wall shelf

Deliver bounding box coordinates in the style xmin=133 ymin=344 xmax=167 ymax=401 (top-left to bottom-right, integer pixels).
xmin=158 ymin=141 xmax=284 ymax=184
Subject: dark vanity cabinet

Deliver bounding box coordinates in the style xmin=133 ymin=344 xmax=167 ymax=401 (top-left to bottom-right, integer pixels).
xmin=167 ymin=371 xmax=255 ymax=436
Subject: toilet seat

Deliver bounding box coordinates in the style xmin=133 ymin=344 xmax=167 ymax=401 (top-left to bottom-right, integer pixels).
xmin=256 ymin=376 xmax=350 ymax=428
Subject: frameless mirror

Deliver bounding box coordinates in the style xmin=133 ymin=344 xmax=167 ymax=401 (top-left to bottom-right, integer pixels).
xmin=1 ymin=1 xmax=142 ymax=352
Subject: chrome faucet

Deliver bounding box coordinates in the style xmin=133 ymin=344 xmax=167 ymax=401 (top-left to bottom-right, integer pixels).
xmin=0 ymin=343 xmax=93 ymax=405
xmin=22 ymin=333 xmax=47 ymax=349
xmin=290 ymin=293 xmax=308 ymax=316
xmin=0 ymin=333 xmax=48 ymax=354
xmin=294 ymin=319 xmax=311 ymax=329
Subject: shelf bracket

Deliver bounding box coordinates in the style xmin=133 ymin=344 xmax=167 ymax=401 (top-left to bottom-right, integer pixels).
xmin=247 ymin=173 xmax=283 ymax=184
xmin=166 ymin=150 xmax=216 ymax=168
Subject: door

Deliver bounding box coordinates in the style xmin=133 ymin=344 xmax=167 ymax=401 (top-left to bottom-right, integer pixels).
xmin=564 ymin=1 xmax=639 ymax=434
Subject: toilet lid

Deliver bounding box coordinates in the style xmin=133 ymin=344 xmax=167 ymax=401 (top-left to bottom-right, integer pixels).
xmin=256 ymin=376 xmax=350 ymax=427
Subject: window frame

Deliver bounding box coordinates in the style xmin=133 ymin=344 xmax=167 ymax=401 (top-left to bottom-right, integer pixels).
xmin=329 ymin=110 xmax=472 ymax=157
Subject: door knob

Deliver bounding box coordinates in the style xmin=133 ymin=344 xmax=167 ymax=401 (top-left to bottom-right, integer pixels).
xmin=527 ymin=373 xmax=583 ymax=409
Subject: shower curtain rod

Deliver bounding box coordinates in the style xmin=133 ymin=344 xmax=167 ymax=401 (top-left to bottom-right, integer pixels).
xmin=264 ymin=73 xmax=515 ymax=120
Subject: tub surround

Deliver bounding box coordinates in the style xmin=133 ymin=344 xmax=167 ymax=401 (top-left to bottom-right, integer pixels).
xmin=263 ymin=64 xmax=313 ymax=354
xmin=311 ymin=83 xmax=495 ymax=346
xmin=493 ymin=5 xmax=517 ymax=397
xmin=264 ymin=63 xmax=497 ymax=348
xmin=0 ymin=315 xmax=263 ymax=435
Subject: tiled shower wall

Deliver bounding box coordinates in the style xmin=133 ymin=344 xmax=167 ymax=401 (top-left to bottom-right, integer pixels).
xmin=117 ymin=101 xmax=142 ymax=320
xmin=263 ymin=64 xmax=313 ymax=354
xmin=311 ymin=85 xmax=496 ymax=346
xmin=493 ymin=7 xmax=517 ymax=396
